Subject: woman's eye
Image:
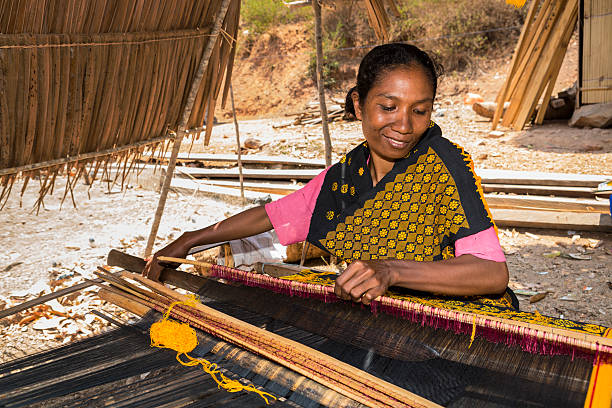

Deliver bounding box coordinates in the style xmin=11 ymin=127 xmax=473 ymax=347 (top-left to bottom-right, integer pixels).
xmin=414 ymin=109 xmax=426 ymax=115
xmin=380 ymin=105 xmax=395 ymax=111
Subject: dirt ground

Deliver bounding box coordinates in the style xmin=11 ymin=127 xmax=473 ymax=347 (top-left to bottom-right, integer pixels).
xmin=1 ymin=33 xmax=611 ymax=364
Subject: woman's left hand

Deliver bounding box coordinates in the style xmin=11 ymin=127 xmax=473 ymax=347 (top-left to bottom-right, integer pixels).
xmin=334 ymin=260 xmax=397 ymax=305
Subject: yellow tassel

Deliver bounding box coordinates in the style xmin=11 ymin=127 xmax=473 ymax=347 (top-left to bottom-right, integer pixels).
xmin=505 ymin=0 xmax=526 ymax=7
xmin=468 ymin=315 xmax=477 ymax=349
xmin=150 ymin=295 xmax=277 ymax=404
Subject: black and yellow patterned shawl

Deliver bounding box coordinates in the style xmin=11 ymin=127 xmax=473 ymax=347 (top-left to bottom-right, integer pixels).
xmin=307 ymin=122 xmax=494 ymax=263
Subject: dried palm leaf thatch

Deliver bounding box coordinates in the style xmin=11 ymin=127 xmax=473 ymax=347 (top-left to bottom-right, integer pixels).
xmin=0 ymin=0 xmax=241 ymax=209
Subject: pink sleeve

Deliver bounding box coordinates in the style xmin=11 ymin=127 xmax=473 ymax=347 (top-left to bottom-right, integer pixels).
xmin=265 ymin=168 xmax=329 ymax=245
xmin=454 ymin=226 xmax=506 ymax=262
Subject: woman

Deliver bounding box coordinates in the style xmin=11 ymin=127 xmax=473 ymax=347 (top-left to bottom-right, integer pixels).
xmin=144 ymin=43 xmax=509 ymax=306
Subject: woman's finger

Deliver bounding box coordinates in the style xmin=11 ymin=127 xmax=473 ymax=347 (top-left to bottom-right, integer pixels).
xmin=336 ymin=262 xmax=373 ymax=300
xmin=360 ymin=285 xmax=386 ymax=305
xmin=348 ymin=278 xmax=379 ymax=302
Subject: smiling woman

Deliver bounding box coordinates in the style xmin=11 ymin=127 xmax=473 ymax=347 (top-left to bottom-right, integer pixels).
xmin=144 ymin=43 xmax=512 ymax=309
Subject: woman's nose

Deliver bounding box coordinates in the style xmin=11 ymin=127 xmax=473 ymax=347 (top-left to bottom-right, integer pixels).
xmin=392 ymin=111 xmax=413 ymax=134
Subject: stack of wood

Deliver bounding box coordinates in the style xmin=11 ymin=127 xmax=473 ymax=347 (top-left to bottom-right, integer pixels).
xmin=493 ymin=0 xmax=579 ymax=130
xmin=144 ymin=154 xmax=611 ymax=231
xmin=273 ymin=101 xmax=345 ymax=128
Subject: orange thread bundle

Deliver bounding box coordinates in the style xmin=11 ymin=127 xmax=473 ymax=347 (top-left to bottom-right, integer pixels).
xmin=149 ymin=296 xmax=276 ymax=404
xmin=505 ymin=0 xmax=526 ymax=7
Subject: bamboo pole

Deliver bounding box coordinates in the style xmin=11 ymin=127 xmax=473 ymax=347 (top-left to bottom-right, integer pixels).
xmin=114 ymin=272 xmax=440 ymax=408
xmin=492 ymin=0 xmax=541 ymax=130
xmin=0 ymin=134 xmax=166 ymax=177
xmin=145 ymin=0 xmax=232 ymax=258
xmin=312 ymin=0 xmax=332 ymax=167
xmin=229 ymin=82 xmax=245 ymax=201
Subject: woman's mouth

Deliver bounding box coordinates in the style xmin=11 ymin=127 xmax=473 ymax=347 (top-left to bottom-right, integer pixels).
xmin=384 ymin=135 xmax=409 ymax=149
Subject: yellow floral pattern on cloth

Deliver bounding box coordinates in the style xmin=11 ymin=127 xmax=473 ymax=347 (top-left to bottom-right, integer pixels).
xmin=321 ymin=147 xmax=468 ymax=262
xmin=278 ymin=270 xmax=609 ymax=336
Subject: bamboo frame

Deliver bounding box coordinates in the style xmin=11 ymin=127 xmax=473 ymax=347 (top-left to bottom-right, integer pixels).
xmin=93 ymin=269 xmax=440 ymax=408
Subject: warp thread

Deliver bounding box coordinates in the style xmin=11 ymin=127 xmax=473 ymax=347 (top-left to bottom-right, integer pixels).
xmin=149 ymin=295 xmax=276 ymax=404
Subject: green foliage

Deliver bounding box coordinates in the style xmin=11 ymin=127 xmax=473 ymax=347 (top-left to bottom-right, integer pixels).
xmin=241 ymin=0 xmax=310 ymax=34
xmin=308 ymin=52 xmax=340 ymax=88
xmin=390 ymin=0 xmax=525 ymax=71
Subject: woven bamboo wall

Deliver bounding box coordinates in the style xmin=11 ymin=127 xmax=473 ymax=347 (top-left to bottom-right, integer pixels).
xmin=581 ymin=0 xmax=612 ymax=104
xmin=0 ymin=0 xmax=240 ymax=199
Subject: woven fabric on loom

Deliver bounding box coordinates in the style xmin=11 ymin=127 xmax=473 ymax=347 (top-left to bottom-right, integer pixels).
xmin=209 ymin=265 xmax=612 ymax=360
xmin=194 ymin=275 xmax=599 ymax=407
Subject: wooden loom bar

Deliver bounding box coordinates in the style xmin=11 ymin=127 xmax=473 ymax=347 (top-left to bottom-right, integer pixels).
xmin=114 ymin=271 xmax=440 ymax=408
xmin=144 ymin=0 xmax=233 ymax=258
xmin=204 ymin=266 xmax=612 ymax=353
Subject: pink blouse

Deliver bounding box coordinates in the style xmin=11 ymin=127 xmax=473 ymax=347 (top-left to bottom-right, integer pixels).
xmin=265 ymin=168 xmax=506 ymax=262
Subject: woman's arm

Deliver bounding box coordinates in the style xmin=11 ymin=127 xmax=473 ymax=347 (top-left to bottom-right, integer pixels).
xmin=334 ymin=255 xmax=509 ymax=305
xmin=143 ymin=205 xmax=273 ymax=280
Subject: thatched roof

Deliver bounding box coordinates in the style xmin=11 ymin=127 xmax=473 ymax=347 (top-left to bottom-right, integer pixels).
xmin=0 ymin=0 xmax=240 ymax=207
xmin=0 ymin=0 xmax=398 ymax=209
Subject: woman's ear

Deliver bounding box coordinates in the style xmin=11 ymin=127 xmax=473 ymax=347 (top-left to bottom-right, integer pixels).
xmin=351 ymin=91 xmax=363 ymax=120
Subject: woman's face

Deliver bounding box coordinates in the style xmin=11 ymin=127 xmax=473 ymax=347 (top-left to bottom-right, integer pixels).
xmin=352 ymin=67 xmax=434 ymax=165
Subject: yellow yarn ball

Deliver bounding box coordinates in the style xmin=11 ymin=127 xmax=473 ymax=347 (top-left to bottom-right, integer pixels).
xmin=150 ymin=319 xmax=198 ymax=354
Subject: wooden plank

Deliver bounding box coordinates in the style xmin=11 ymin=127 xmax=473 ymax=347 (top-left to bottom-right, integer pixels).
xmin=484 ymin=194 xmax=609 ymax=213
xmin=476 ymin=169 xmax=609 ymax=188
xmin=491 ymin=208 xmax=612 ymax=231
xmin=482 ymin=184 xmax=596 ymax=198
xmin=172 ymin=166 xmax=609 ymax=187
xmin=170 ymin=177 xmax=284 ymax=201
xmin=172 ymin=166 xmax=322 ymax=180
xmin=143 ymin=153 xmax=326 ymax=168
xmin=197 ymin=176 xmax=603 ymax=197
xmin=185 ymin=178 xmax=302 ymax=195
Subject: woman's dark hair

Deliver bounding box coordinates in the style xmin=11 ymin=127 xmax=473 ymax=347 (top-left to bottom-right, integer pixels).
xmin=346 ymin=43 xmax=442 ymax=115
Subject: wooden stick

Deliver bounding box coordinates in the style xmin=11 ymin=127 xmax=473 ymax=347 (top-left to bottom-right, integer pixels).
xmin=144 ymin=0 xmax=233 ymax=258
xmin=229 ymin=81 xmax=244 ymax=201
xmin=511 ymin=0 xmax=578 ymax=129
xmin=98 ymin=287 xmax=151 ymax=317
xmin=312 ymin=0 xmax=332 ymax=167
xmin=0 ymin=278 xmax=100 ymax=320
xmin=492 ymin=0 xmax=541 ymax=129
xmin=157 ymin=256 xmax=213 ymax=272
xmin=119 ymin=272 xmax=440 ymax=408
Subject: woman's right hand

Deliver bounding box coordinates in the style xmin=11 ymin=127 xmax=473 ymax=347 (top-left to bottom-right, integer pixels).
xmin=142 ymin=233 xmax=193 ymax=281
xmin=142 ymin=205 xmax=274 ymax=281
